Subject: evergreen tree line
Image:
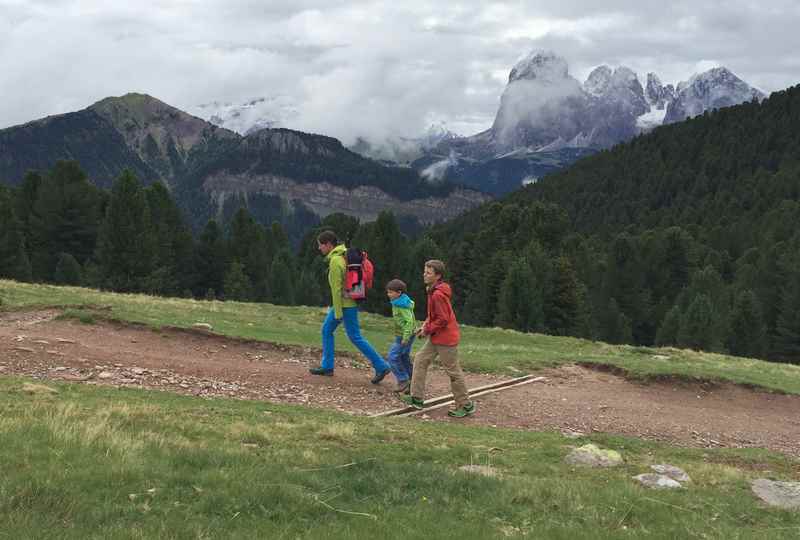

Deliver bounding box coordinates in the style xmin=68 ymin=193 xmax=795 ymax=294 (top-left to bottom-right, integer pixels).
xmin=0 ymin=161 xmax=325 ymax=306
xmin=430 ymin=199 xmax=800 ymax=363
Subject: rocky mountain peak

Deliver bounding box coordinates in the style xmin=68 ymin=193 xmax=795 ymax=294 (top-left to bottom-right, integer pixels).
xmin=645 ymin=73 xmax=676 ymax=109
xmin=584 ymin=65 xmax=613 ymax=96
xmin=664 ymin=66 xmax=765 ymax=124
xmin=88 ymin=93 xmax=236 ymax=185
xmin=508 ymin=50 xmax=570 ymax=84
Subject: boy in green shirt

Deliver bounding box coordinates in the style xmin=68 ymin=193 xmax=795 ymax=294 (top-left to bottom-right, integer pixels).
xmin=385 ymin=279 xmax=416 ymax=393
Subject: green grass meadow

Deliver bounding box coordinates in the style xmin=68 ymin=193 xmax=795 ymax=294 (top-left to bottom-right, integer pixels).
xmin=2 ymin=378 xmax=799 ymax=539
xmin=1 ymin=280 xmax=799 ymax=538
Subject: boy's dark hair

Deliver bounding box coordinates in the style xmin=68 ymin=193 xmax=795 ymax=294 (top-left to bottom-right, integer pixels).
xmin=424 ymin=259 xmax=446 ymax=277
xmin=317 ymin=230 xmax=338 ymax=245
xmin=386 ymin=279 xmax=407 ymax=293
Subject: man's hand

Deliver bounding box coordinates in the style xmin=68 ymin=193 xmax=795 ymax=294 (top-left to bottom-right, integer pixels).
xmin=415 ymin=327 xmax=426 ymax=338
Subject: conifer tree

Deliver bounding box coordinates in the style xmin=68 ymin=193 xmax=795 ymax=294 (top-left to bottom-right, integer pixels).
xmin=495 ymin=256 xmax=544 ymax=332
xmin=268 ymin=255 xmax=295 ymax=305
xmin=727 ymin=289 xmax=767 ymax=358
xmin=95 ymin=170 xmax=155 ymax=292
xmin=28 ymin=161 xmax=100 ymax=281
xmin=53 ymin=253 xmax=83 ymax=285
xmin=655 ymin=304 xmax=681 ymax=346
xmin=604 ymin=298 xmax=633 ymax=344
xmin=227 ymin=207 xmax=270 ymax=300
xmin=145 ymin=182 xmax=195 ymax=295
xmin=545 ymin=255 xmax=581 ymax=336
xmin=270 ymin=221 xmax=290 ymax=258
xmin=295 ymin=269 xmax=323 ymax=307
xmin=678 ymin=266 xmax=730 ymax=350
xmin=223 ymin=261 xmax=253 ymax=301
xmin=14 ymin=171 xmax=42 ymax=242
xmin=462 ymin=250 xmax=510 ymax=326
xmin=773 ymin=270 xmax=800 ymax=362
xmin=677 ymin=294 xmax=716 ymax=351
xmin=0 ymin=188 xmax=32 ymax=281
xmin=196 ymin=220 xmax=227 ymax=298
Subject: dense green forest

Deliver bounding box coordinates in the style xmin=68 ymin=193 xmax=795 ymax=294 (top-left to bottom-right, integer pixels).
xmin=1 ymin=85 xmax=799 ymax=365
xmin=431 ymin=85 xmax=800 ymax=364
xmin=0 ymin=160 xmax=430 ymax=318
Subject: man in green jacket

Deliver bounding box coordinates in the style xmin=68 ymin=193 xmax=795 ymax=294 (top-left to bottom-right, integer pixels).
xmin=310 ymin=230 xmax=391 ymax=384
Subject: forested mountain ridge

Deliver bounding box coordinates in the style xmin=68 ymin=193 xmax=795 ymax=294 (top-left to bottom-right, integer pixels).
xmin=0 ymin=94 xmax=488 ymax=239
xmin=430 ymin=84 xmax=800 ymax=363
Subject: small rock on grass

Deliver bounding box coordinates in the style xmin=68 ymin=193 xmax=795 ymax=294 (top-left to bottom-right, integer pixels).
xmin=565 ymin=444 xmax=623 ymax=468
xmin=633 ymin=473 xmax=683 ymax=489
xmin=651 ymin=464 xmax=691 ymax=483
xmin=459 ymin=465 xmax=501 ymax=478
xmin=751 ymin=479 xmax=800 ymax=510
xmin=193 ymin=323 xmax=213 ymax=331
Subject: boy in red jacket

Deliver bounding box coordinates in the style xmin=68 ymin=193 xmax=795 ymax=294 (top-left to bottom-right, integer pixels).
xmin=402 ymin=260 xmax=475 ymax=417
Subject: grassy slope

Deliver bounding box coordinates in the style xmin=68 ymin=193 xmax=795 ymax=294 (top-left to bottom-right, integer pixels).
xmin=2 ymin=378 xmax=799 ymax=539
xmin=2 ymin=280 xmax=800 ymax=394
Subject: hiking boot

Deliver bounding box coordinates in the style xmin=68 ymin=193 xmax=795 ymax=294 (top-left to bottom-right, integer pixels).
xmin=394 ymin=380 xmax=410 ymax=394
xmin=399 ymin=394 xmax=424 ymax=410
xmin=447 ymin=401 xmax=476 ymax=418
xmin=309 ymin=367 xmax=334 ymax=376
xmin=370 ymin=368 xmax=391 ymax=384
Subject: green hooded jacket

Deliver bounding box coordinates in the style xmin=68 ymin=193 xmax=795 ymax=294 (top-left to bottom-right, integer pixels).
xmin=391 ymin=293 xmax=416 ymax=342
xmin=326 ymin=244 xmax=357 ymax=319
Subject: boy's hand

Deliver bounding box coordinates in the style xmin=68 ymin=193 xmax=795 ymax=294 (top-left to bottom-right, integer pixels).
xmin=415 ymin=327 xmax=426 ymax=338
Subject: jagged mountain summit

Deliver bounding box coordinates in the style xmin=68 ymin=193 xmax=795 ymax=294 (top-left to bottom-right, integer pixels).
xmin=664 ymin=67 xmax=765 ymax=124
xmin=412 ymin=51 xmax=766 ymax=195
xmin=452 ymin=51 xmax=765 ymax=156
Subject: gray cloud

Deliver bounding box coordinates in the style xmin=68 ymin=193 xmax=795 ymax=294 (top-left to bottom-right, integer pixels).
xmin=0 ymin=1 xmax=797 ymax=145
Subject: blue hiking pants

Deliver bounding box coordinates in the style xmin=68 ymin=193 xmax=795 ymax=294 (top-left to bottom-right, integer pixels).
xmin=386 ymin=335 xmax=415 ymax=382
xmin=321 ymin=306 xmax=389 ymax=374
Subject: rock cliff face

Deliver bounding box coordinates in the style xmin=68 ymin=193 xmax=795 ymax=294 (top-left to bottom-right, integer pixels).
xmin=203 ymin=173 xmax=489 ymax=225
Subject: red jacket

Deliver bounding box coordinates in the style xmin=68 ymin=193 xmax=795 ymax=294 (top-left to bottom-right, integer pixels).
xmin=423 ymin=280 xmax=460 ymax=346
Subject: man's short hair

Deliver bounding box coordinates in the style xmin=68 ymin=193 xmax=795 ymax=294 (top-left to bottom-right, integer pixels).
xmin=386 ymin=279 xmax=407 ymax=293
xmin=317 ymin=230 xmax=338 ymax=245
xmin=424 ymin=259 xmax=446 ymax=277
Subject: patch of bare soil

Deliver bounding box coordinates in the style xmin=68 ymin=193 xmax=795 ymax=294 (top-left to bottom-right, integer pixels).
xmin=1 ymin=310 xmax=799 ymax=458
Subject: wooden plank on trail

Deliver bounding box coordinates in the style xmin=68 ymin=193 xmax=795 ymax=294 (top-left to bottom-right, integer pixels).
xmin=397 ymin=376 xmax=547 ymax=417
xmin=371 ymin=374 xmax=544 ymax=418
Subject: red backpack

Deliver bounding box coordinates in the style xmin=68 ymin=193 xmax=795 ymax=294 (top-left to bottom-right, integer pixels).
xmin=344 ymin=247 xmax=374 ymax=301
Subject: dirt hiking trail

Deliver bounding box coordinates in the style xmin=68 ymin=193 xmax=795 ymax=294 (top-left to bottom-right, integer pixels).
xmin=2 ymin=310 xmax=799 ymax=458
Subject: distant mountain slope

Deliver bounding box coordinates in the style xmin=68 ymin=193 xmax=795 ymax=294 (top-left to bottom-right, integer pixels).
xmin=0 ymin=94 xmax=489 ymax=238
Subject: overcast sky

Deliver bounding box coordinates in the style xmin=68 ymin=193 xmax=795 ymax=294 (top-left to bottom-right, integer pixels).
xmin=1 ymin=1 xmax=798 ymax=143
